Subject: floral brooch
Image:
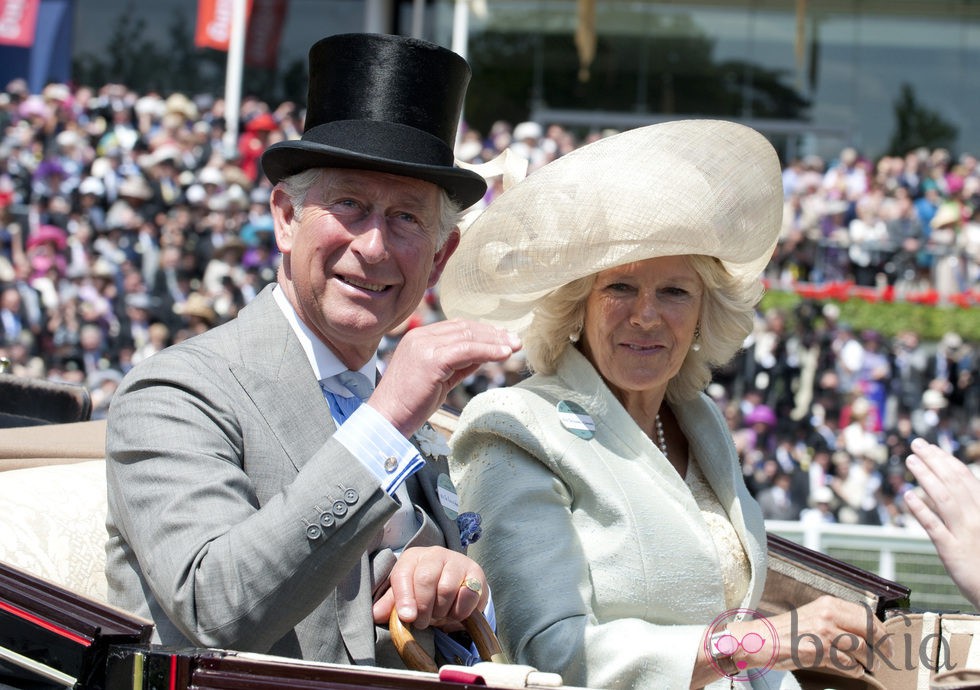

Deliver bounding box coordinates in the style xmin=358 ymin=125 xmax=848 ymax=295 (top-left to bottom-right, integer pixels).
xmin=413 ymin=422 xmax=452 ymax=459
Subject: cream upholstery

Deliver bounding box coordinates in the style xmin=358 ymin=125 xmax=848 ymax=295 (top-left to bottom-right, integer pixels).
xmin=0 ymin=419 xmax=106 ymax=471
xmin=0 ymin=421 xmax=109 ymax=602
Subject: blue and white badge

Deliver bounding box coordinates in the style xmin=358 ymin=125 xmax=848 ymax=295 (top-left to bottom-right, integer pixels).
xmin=556 ymin=400 xmax=595 ymax=440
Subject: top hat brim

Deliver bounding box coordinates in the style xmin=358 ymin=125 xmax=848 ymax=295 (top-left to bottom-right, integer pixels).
xmin=261 ymin=128 xmax=487 ymax=209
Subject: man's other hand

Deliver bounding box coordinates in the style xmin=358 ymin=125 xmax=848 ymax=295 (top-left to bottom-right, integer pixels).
xmin=372 ymin=546 xmax=488 ymax=631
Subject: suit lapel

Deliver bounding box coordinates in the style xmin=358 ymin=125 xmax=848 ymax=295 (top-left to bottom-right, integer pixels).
xmin=410 ymin=441 xmax=463 ymax=553
xmin=558 ymin=349 xmax=697 ymax=498
xmin=228 ymin=287 xmax=337 ymax=473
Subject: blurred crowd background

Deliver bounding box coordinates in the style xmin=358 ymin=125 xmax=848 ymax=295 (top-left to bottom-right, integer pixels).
xmin=1 ymin=79 xmax=977 ymax=530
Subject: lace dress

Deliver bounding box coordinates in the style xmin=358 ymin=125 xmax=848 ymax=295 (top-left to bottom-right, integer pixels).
xmin=685 ymin=455 xmax=752 ymax=608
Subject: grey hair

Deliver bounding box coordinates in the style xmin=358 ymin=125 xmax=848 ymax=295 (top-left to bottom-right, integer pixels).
xmin=522 ymin=255 xmax=763 ymax=403
xmin=276 ymin=168 xmax=462 ymax=249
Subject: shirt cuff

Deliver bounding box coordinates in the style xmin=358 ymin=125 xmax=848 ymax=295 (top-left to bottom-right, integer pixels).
xmin=332 ymin=403 xmax=424 ymax=496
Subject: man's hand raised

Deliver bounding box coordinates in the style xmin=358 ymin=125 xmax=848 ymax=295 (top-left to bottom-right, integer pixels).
xmin=367 ymin=319 xmax=521 ymax=437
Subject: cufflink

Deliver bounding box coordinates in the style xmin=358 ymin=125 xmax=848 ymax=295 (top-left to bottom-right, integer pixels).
xmin=384 ymin=456 xmax=398 ymax=473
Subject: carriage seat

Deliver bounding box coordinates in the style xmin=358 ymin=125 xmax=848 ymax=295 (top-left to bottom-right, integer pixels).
xmin=0 ymin=420 xmax=109 ymax=601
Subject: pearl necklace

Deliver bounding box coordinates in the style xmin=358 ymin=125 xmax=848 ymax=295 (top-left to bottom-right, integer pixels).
xmin=655 ymin=413 xmax=668 ymax=462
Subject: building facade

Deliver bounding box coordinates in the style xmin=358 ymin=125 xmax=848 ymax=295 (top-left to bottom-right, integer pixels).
xmin=65 ymin=0 xmax=980 ymax=162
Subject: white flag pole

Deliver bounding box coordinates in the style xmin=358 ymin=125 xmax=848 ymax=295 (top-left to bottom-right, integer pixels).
xmin=451 ymin=0 xmax=469 ymax=148
xmin=223 ymin=0 xmax=248 ymax=160
xmin=451 ymin=0 xmax=469 ymax=60
xmin=411 ymin=0 xmax=425 ymax=38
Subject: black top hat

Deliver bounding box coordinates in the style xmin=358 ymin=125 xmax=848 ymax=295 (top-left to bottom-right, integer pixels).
xmin=261 ymin=33 xmax=487 ymax=208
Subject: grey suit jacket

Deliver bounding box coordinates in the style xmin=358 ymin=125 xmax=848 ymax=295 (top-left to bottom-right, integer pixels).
xmin=105 ymin=285 xmax=464 ymax=666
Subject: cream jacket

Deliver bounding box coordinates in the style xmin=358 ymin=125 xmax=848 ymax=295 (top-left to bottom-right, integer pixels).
xmin=451 ymin=347 xmax=783 ymax=689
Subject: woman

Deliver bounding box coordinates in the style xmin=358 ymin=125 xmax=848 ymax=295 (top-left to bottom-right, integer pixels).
xmin=440 ymin=121 xmax=891 ymax=689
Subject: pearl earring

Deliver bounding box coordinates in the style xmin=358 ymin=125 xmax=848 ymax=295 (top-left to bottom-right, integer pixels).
xmin=692 ymin=325 xmax=702 ymax=352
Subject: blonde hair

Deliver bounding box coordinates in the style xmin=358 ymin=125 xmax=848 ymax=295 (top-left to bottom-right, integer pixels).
xmin=522 ymin=255 xmax=763 ymax=402
xmin=521 ymin=274 xmax=594 ymax=376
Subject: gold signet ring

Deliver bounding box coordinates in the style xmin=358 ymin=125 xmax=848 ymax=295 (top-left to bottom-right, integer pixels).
xmin=460 ymin=576 xmax=483 ymax=596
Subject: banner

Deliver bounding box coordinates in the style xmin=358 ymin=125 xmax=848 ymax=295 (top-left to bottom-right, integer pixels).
xmin=0 ymin=0 xmax=71 ymax=92
xmin=0 ymin=0 xmax=40 ymax=47
xmin=244 ymin=0 xmax=287 ymax=69
xmin=195 ymin=0 xmax=253 ymax=51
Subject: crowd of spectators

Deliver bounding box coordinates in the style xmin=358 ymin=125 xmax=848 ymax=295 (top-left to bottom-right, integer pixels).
xmin=1 ymin=79 xmax=977 ymax=530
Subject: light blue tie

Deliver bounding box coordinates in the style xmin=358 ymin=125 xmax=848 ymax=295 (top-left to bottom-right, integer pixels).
xmin=324 ymin=370 xmax=374 ymax=424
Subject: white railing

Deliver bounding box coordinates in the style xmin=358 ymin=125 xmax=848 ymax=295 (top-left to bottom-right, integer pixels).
xmin=766 ymin=520 xmax=936 ymax=582
xmin=765 ymin=520 xmax=977 ymax=613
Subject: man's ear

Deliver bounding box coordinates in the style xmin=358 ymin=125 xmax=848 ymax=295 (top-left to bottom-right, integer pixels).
xmin=270 ymin=186 xmax=295 ymax=254
xmin=427 ymin=228 xmax=460 ymax=289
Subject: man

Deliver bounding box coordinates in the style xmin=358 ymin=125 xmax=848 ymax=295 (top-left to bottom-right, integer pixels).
xmin=105 ymin=33 xmax=520 ymax=669
xmin=755 ymin=470 xmax=802 ymax=521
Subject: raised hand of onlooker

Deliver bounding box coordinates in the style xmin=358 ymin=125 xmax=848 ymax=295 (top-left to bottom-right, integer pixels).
xmin=904 ymin=437 xmax=980 ymax=610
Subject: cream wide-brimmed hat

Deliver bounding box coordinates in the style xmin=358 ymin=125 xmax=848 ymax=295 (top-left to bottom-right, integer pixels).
xmin=440 ymin=119 xmax=784 ymax=331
